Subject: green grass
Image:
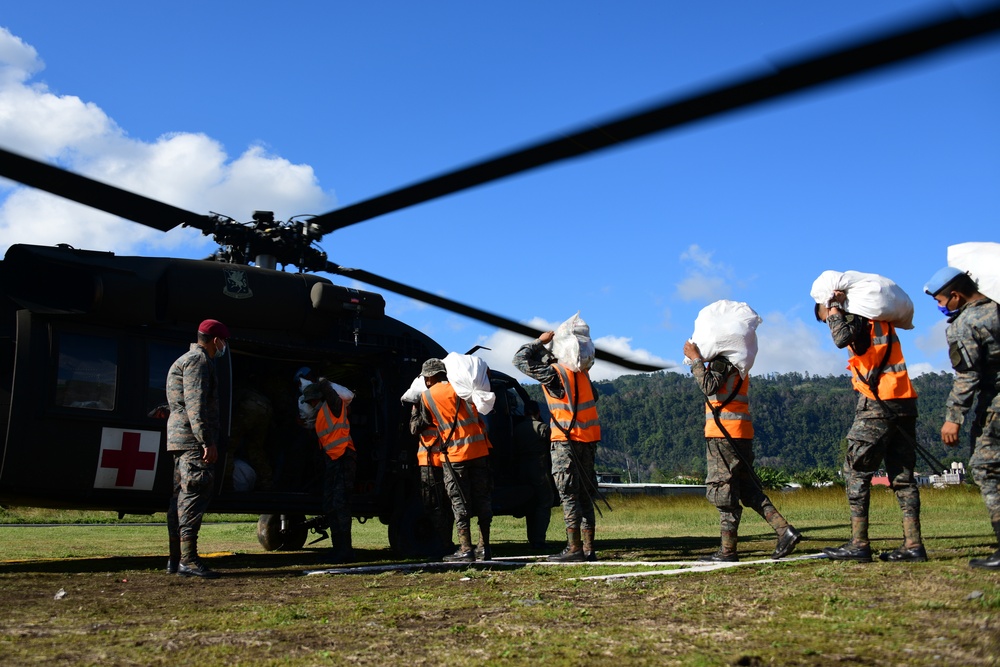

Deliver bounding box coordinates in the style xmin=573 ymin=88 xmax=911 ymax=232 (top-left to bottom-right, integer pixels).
xmin=0 ymin=487 xmax=998 ymax=666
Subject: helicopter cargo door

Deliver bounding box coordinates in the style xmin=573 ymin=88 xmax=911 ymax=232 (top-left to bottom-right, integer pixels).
xmin=0 ymin=310 xmax=188 ymax=511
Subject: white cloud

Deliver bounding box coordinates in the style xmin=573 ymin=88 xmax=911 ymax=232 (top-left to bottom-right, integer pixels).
xmin=675 ymin=244 xmax=733 ymax=303
xmin=0 ymin=27 xmax=333 ymax=257
xmin=752 ymin=311 xmax=847 ymax=376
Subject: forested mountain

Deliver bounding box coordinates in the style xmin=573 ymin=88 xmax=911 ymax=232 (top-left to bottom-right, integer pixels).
xmin=523 ymin=371 xmax=968 ymax=481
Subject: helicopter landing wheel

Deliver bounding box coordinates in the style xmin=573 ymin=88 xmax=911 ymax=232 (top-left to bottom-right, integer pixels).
xmin=256 ymin=513 xmax=308 ymax=551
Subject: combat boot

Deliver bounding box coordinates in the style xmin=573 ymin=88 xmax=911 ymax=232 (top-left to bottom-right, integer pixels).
xmin=547 ymin=527 xmax=585 ymax=562
xmin=772 ymin=525 xmax=802 ymax=559
xmin=581 ymin=527 xmax=598 ymax=562
xmin=178 ymin=537 xmax=220 ymax=579
xmin=166 ymin=536 xmax=181 ymax=574
xmin=476 ymin=525 xmax=492 ymax=561
xmin=443 ymin=527 xmax=476 ymax=562
xmin=970 ymin=521 xmax=1000 ymax=570
xmin=699 ymin=549 xmax=739 ymax=563
xmin=327 ymin=531 xmax=354 ymax=564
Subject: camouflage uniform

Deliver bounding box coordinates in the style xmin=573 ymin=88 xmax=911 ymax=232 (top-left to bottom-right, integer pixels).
xmin=514 ymin=415 xmax=554 ymax=548
xmin=513 ymin=341 xmax=598 ymax=538
xmin=411 ymin=392 xmax=493 ymax=535
xmin=409 ymin=405 xmax=453 ymax=551
xmin=827 ymin=312 xmax=921 ymax=546
xmin=166 ymin=344 xmax=220 ymax=562
xmin=692 ymin=358 xmax=791 ymax=554
xmin=944 ymin=298 xmax=1000 ymax=538
xmin=314 ymin=381 xmax=356 ymax=558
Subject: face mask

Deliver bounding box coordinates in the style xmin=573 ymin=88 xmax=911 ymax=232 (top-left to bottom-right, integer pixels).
xmin=214 ymin=342 xmax=227 ymax=358
xmin=938 ymin=304 xmax=959 ymax=318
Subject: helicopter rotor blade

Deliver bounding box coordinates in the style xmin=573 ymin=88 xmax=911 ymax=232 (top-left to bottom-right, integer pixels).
xmin=325 ymin=261 xmax=665 ymax=372
xmin=307 ymin=5 xmax=1000 ymax=235
xmin=0 ymin=147 xmax=211 ymax=232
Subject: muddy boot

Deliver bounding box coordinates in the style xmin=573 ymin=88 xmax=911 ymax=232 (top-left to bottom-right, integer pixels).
xmin=581 ymin=527 xmax=597 ymax=562
xmin=166 ymin=537 xmax=181 ymax=574
xmin=178 ymin=537 xmax=220 ymax=579
xmin=547 ymin=527 xmax=585 ymax=562
xmin=443 ymin=527 xmax=476 ymax=562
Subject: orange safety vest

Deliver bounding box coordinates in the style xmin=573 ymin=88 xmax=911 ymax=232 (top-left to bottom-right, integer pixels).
xmin=543 ymin=364 xmax=601 ymax=443
xmin=315 ymin=400 xmax=354 ymax=461
xmin=416 ymin=423 xmax=442 ymax=467
xmin=421 ymin=382 xmax=490 ymax=462
xmin=846 ymin=320 xmax=917 ymax=401
xmin=705 ymin=373 xmax=753 ymax=439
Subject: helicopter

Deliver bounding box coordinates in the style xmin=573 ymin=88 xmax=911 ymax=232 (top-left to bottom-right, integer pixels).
xmin=0 ymin=6 xmax=997 ymax=556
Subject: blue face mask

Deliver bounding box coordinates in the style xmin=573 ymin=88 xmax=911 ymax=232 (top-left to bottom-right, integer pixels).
xmin=938 ymin=304 xmax=959 ymax=318
xmin=214 ymin=342 xmax=227 ymax=358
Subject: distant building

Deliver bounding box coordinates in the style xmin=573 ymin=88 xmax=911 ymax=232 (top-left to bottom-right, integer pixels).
xmin=919 ymin=461 xmax=966 ymax=487
xmin=596 ymin=472 xmax=622 ymax=484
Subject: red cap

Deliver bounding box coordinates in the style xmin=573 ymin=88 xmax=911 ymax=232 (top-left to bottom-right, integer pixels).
xmin=198 ymin=319 xmax=230 ymax=339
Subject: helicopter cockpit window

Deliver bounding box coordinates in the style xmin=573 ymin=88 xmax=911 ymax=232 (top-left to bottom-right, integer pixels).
xmin=55 ymin=333 xmax=118 ymax=411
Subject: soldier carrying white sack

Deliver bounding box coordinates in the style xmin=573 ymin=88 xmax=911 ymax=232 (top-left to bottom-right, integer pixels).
xmin=513 ymin=317 xmax=602 ymax=563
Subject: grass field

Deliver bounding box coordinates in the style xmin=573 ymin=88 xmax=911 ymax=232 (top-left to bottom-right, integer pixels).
xmin=1 ymin=486 xmax=998 ymax=666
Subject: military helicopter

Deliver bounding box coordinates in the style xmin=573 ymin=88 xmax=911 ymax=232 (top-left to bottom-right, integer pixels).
xmin=0 ymin=6 xmax=996 ymax=556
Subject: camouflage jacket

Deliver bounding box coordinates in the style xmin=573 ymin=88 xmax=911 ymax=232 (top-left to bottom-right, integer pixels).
xmin=826 ymin=311 xmax=917 ymax=417
xmin=166 ymin=344 xmax=220 ymax=452
xmin=690 ymin=356 xmax=738 ymax=399
xmin=512 ymin=340 xmax=564 ymax=399
xmin=944 ymin=297 xmax=1000 ymax=426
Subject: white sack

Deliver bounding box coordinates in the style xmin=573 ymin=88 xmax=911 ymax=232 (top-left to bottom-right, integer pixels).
xmin=443 ymin=352 xmax=496 ymax=415
xmin=327 ymin=381 xmax=355 ymax=405
xmin=550 ymin=311 xmax=596 ymax=372
xmin=948 ymin=242 xmax=1000 ymax=304
xmin=400 ymin=375 xmax=426 ymax=404
xmin=810 ymin=270 xmax=914 ymax=330
xmin=684 ymin=300 xmax=762 ymax=378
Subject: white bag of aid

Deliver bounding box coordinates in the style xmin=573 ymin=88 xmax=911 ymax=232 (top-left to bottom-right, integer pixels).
xmin=400 ymin=375 xmax=426 ymax=404
xmin=948 ymin=242 xmax=1000 ymax=304
xmin=685 ymin=300 xmax=761 ymax=378
xmin=550 ymin=312 xmax=596 ymax=372
xmin=443 ymin=352 xmax=496 ymax=415
xmin=810 ymin=270 xmax=914 ymax=330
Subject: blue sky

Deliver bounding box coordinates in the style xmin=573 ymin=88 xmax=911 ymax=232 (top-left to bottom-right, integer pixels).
xmin=1 ymin=1 xmax=998 ymax=381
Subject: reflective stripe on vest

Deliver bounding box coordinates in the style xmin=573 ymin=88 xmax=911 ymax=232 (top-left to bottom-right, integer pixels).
xmin=543 ymin=364 xmax=601 ymax=442
xmin=417 ymin=425 xmax=442 ymax=467
xmin=847 ymin=320 xmax=918 ymax=401
xmin=315 ymin=401 xmax=354 ymax=461
xmin=705 ymin=373 xmax=753 ymax=439
xmin=421 ymin=383 xmax=489 ymax=462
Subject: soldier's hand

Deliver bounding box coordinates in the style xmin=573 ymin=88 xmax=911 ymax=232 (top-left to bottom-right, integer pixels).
xmin=538 ymin=331 xmax=555 ymax=345
xmin=941 ymin=421 xmax=960 ymax=446
xmin=202 ymin=444 xmax=218 ymax=464
xmin=683 ymin=340 xmax=702 ymax=362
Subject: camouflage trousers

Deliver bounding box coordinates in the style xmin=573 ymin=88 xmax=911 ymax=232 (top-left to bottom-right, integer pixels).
xmin=520 ymin=450 xmax=554 ymax=547
xmin=551 ymin=440 xmax=597 ymax=532
xmin=844 ymin=414 xmax=920 ymax=521
xmin=442 ymin=456 xmax=493 ymax=532
xmin=970 ymin=409 xmax=1000 ymax=526
xmin=167 ymin=449 xmax=215 ymax=542
xmin=323 ymin=449 xmax=356 ymax=538
xmin=420 ymin=464 xmax=453 ymax=545
xmin=705 ymin=438 xmax=787 ymax=536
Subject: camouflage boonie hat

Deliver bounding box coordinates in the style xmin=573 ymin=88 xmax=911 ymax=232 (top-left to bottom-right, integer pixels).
xmin=421 ymin=358 xmax=447 ymax=377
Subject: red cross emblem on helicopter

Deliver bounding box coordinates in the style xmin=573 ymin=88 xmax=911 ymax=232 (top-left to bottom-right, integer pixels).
xmin=94 ymin=428 xmax=160 ymax=490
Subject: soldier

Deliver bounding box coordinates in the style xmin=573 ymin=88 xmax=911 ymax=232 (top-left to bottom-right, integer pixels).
xmin=406 ymin=385 xmax=453 ymax=557
xmin=411 ymin=358 xmax=493 ymax=562
xmin=513 ymin=331 xmax=600 ymax=562
xmin=513 ymin=400 xmax=554 ymax=549
xmin=684 ymin=341 xmax=801 ymax=562
xmin=816 ymin=291 xmax=926 ymax=562
xmin=166 ymin=318 xmax=229 ymax=579
xmin=924 ymin=267 xmax=1000 ymax=570
xmin=302 ymin=380 xmax=356 ymax=563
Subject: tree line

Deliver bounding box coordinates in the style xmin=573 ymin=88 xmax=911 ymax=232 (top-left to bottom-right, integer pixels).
xmin=523 ymin=371 xmax=969 ymax=482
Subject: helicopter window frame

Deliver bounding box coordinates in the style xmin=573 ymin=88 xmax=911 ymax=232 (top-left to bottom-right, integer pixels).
xmin=53 ymin=330 xmax=119 ymax=412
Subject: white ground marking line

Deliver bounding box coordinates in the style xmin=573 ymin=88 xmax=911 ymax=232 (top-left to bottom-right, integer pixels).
xmin=569 ymin=553 xmax=828 ymax=581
